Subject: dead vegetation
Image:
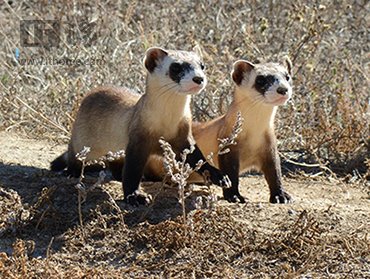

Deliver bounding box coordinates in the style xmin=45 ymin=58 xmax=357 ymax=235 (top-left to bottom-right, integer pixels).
xmin=0 ymin=0 xmax=368 ymax=176
xmin=0 ymin=0 xmax=369 ymax=278
xmin=0 ymin=192 xmax=369 ymax=278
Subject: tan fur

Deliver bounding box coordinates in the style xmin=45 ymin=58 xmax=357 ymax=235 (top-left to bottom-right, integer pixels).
xmin=70 ymin=49 xmax=204 ymax=162
xmin=51 ymin=47 xmax=229 ymax=203
xmin=141 ymin=82 xmax=192 ymax=139
xmin=71 ymin=86 xmax=139 ymax=160
xmin=145 ymin=60 xmax=293 ymax=199
xmin=198 ymin=91 xmax=276 ymax=166
xmin=147 ymin=90 xmax=279 ymax=182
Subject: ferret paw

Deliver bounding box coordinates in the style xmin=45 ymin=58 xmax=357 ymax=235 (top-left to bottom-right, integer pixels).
xmin=270 ymin=191 xmax=292 ymax=204
xmin=223 ymin=188 xmax=246 ymax=203
xmin=125 ymin=191 xmax=152 ymax=206
xmin=205 ymin=168 xmax=231 ymax=188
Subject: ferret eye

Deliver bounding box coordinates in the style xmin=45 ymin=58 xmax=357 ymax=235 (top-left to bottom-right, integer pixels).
xmin=255 ymin=75 xmax=266 ymax=85
xmin=170 ymin=63 xmax=182 ymax=73
xmin=285 ymin=74 xmax=290 ymax=81
xmin=200 ymin=63 xmax=205 ymax=70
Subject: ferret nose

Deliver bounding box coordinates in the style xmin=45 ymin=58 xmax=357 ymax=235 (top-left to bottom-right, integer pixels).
xmin=277 ymin=87 xmax=288 ymax=95
xmin=192 ymin=76 xmax=204 ymax=85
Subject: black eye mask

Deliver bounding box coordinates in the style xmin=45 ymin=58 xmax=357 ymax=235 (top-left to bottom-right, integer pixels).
xmin=254 ymin=75 xmax=277 ymax=95
xmin=169 ymin=62 xmax=193 ymax=83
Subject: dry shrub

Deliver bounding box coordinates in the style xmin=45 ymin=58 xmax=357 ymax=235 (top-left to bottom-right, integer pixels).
xmin=130 ymin=208 xmax=255 ymax=278
xmin=239 ymin=210 xmax=369 ymax=278
xmin=0 ymin=188 xmax=25 ymax=237
xmin=1 ymin=207 xmax=368 ymax=278
xmin=0 ymin=239 xmax=121 ymax=279
xmin=0 ymin=186 xmax=59 ymax=237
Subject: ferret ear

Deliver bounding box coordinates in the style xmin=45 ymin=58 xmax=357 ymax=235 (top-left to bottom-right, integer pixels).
xmin=231 ymin=60 xmax=255 ymax=85
xmin=284 ymin=56 xmax=293 ymax=76
xmin=144 ymin=47 xmax=168 ymax=73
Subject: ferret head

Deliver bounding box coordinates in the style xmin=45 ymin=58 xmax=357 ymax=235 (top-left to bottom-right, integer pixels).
xmin=144 ymin=47 xmax=207 ymax=95
xmin=231 ymin=59 xmax=293 ymax=106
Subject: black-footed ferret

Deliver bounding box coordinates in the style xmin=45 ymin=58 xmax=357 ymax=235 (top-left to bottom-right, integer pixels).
xmin=51 ymin=47 xmax=227 ymax=205
xmin=145 ymin=58 xmax=294 ymax=204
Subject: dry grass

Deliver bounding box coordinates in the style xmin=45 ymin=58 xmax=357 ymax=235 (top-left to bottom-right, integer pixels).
xmin=0 ymin=0 xmax=368 ymax=176
xmin=1 ymin=199 xmax=369 ymax=278
xmin=0 ymin=0 xmax=369 ymax=278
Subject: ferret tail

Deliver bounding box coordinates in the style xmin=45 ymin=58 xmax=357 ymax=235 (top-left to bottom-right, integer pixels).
xmin=50 ymin=151 xmax=68 ymax=171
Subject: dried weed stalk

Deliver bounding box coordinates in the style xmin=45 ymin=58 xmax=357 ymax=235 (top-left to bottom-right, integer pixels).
xmin=74 ymin=147 xmax=125 ymax=227
xmin=0 ymin=186 xmax=58 ymax=236
xmin=159 ymin=114 xmax=242 ymax=226
xmin=218 ymin=111 xmax=244 ymax=155
xmin=159 ymin=139 xmax=204 ymax=226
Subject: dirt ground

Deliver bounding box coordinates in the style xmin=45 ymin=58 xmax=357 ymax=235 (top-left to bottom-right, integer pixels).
xmin=0 ymin=131 xmax=369 ymax=278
